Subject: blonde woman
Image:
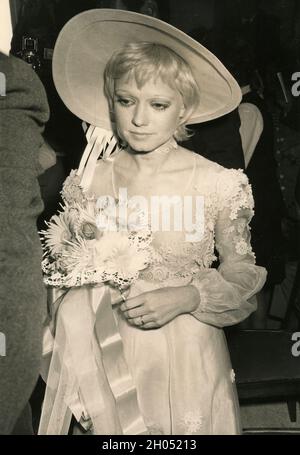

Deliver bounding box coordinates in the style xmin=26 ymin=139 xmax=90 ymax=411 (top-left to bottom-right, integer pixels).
xmin=39 ymin=10 xmax=267 ymax=435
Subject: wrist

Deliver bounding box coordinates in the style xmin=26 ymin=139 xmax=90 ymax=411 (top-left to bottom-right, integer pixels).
xmin=189 ymin=285 xmax=201 ymax=312
xmin=178 ymin=285 xmax=200 ymax=313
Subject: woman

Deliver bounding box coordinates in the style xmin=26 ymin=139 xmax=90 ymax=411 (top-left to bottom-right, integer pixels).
xmin=39 ymin=9 xmax=267 ymax=435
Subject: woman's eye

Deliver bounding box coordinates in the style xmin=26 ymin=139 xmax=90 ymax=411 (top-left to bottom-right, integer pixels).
xmin=151 ymin=102 xmax=169 ymax=111
xmin=115 ymin=97 xmax=134 ymax=107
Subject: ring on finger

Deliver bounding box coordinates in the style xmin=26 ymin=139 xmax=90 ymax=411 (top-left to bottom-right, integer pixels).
xmin=140 ymin=316 xmax=145 ymax=325
xmin=120 ymin=290 xmax=126 ymax=303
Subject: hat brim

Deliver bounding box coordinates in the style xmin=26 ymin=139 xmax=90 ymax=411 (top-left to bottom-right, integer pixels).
xmin=52 ymin=9 xmax=241 ymax=129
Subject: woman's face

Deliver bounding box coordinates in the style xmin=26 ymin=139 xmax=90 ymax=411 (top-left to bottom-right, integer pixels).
xmin=113 ymin=75 xmax=185 ymax=152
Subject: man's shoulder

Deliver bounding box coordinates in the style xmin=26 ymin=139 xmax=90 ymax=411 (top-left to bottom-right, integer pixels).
xmin=0 ymin=52 xmax=37 ymax=86
xmin=0 ymin=53 xmax=49 ymax=121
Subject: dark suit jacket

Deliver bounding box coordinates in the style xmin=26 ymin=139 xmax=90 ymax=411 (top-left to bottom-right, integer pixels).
xmin=183 ymin=109 xmax=245 ymax=170
xmin=243 ymin=92 xmax=285 ymax=285
xmin=0 ymin=52 xmax=49 ymax=434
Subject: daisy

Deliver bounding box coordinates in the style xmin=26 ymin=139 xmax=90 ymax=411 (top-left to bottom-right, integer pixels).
xmin=97 ymin=232 xmax=151 ymax=281
xmin=41 ymin=210 xmax=73 ymax=256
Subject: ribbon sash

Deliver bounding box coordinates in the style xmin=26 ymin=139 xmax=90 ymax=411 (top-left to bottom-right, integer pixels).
xmin=93 ymin=286 xmax=147 ymax=435
xmin=41 ymin=285 xmax=147 ymax=435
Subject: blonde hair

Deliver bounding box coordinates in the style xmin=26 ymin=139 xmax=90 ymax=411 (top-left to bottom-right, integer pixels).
xmin=104 ymin=42 xmax=200 ymax=141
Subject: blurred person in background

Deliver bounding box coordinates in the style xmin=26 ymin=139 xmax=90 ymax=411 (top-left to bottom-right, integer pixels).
xmin=0 ymin=52 xmax=49 ymax=434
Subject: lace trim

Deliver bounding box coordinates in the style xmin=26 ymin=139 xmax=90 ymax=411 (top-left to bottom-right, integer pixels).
xmin=179 ymin=411 xmax=203 ymax=434
xmin=139 ymin=237 xmax=217 ymax=283
xmin=217 ymin=211 xmax=255 ymax=259
xmin=230 ymin=369 xmax=236 ymax=383
xmin=218 ymin=169 xmax=254 ymax=220
xmin=139 ymin=187 xmax=219 ymax=283
xmin=146 ymin=411 xmax=204 ymax=435
xmin=146 ymin=423 xmax=165 ymax=435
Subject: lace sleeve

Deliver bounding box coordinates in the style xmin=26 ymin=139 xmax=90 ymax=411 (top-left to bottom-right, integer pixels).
xmin=191 ymin=168 xmax=267 ymax=327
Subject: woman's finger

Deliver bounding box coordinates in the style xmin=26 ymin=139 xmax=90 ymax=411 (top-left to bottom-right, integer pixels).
xmin=124 ymin=307 xmax=146 ymax=319
xmin=141 ymin=322 xmax=158 ymax=330
xmin=110 ymin=287 xmax=130 ymax=305
xmin=128 ymin=314 xmax=152 ymax=327
xmin=120 ymin=294 xmax=145 ymax=311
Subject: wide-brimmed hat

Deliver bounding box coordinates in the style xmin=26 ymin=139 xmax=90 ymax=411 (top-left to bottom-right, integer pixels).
xmin=52 ymin=9 xmax=241 ymax=129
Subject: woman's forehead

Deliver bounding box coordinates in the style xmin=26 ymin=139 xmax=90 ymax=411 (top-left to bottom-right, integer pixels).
xmin=115 ymin=73 xmax=181 ymax=98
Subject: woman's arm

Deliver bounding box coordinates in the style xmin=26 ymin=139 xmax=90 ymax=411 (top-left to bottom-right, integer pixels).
xmin=190 ymin=169 xmax=267 ymax=327
xmin=121 ymin=169 xmax=266 ymax=330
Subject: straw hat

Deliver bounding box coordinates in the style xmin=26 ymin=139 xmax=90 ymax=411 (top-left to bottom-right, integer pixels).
xmin=52 ymin=9 xmax=242 ymax=129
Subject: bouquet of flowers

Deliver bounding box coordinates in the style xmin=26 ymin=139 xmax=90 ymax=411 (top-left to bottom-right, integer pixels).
xmin=40 ymin=172 xmax=153 ymax=288
xmin=40 ymin=171 xmax=153 ymax=436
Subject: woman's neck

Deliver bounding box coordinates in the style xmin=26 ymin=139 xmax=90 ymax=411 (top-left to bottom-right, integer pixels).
xmin=125 ymin=138 xmax=177 ymax=171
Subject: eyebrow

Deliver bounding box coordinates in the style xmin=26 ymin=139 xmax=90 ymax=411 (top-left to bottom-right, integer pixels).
xmin=114 ymin=90 xmax=175 ymax=100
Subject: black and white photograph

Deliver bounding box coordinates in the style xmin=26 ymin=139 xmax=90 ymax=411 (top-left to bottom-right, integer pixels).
xmin=0 ymin=0 xmax=300 ymax=439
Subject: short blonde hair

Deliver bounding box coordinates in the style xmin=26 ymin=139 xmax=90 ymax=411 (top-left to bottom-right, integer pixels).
xmin=104 ymin=42 xmax=200 ymax=141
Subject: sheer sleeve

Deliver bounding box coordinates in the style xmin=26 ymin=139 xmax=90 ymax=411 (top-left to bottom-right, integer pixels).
xmin=191 ymin=168 xmax=267 ymax=328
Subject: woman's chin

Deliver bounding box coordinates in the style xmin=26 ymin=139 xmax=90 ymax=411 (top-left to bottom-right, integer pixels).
xmin=127 ymin=142 xmax=155 ymax=153
xmin=126 ymin=137 xmax=169 ymax=154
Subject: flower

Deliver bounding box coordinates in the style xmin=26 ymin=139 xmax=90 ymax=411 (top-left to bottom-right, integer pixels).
xmin=93 ymin=231 xmax=150 ymax=276
xmin=41 ymin=196 xmax=153 ymax=288
xmin=61 ymin=170 xmax=85 ymax=205
xmin=41 ymin=210 xmax=73 ymax=255
xmin=70 ymin=200 xmax=103 ymax=240
xmin=104 ymin=238 xmax=150 ymax=280
xmin=60 ymin=237 xmax=94 ymax=272
xmin=80 ymin=222 xmax=98 ymax=240
xmin=235 ymin=239 xmax=249 ymax=255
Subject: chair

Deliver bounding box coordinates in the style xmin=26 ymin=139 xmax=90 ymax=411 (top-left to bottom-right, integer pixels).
xmin=283 ymin=218 xmax=300 ymax=330
xmin=226 ymin=260 xmax=300 ymax=423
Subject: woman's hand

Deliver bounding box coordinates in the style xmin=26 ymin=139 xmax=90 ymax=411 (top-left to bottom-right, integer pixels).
xmin=120 ymin=285 xmax=200 ymax=329
xmin=108 ymin=281 xmax=130 ymax=305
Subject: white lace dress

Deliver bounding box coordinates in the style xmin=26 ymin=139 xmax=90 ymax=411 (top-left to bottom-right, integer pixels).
xmin=40 ymin=141 xmax=267 ymax=435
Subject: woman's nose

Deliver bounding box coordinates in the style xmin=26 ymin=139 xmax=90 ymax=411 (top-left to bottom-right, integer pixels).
xmin=132 ymin=103 xmax=148 ymax=127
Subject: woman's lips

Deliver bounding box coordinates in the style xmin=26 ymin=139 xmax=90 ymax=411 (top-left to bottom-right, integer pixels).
xmin=129 ymin=131 xmax=153 ymax=136
xmin=129 ymin=133 xmax=153 ymax=141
